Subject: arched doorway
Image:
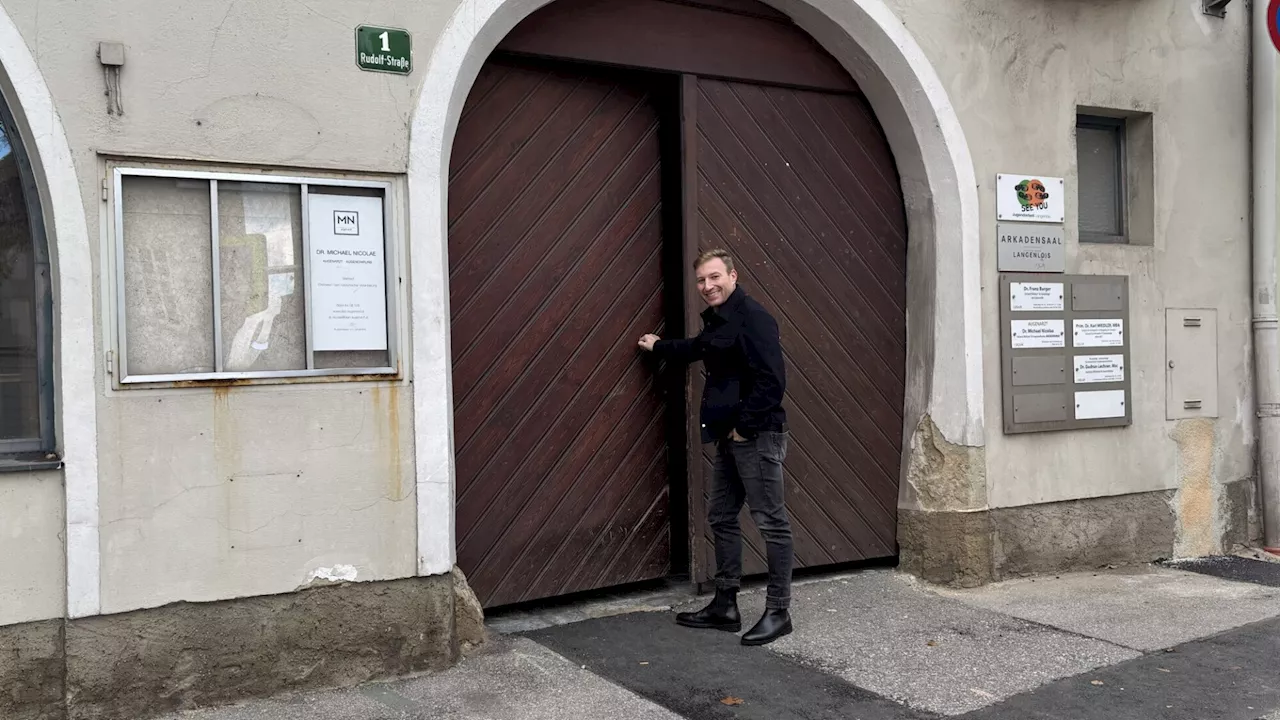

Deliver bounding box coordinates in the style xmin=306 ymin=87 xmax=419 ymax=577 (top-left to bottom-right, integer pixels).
xmin=0 ymin=6 xmax=100 ymax=618
xmin=447 ymin=0 xmax=908 ymax=608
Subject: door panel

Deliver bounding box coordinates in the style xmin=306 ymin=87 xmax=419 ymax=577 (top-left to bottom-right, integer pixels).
xmin=692 ymin=78 xmax=907 ymax=578
xmin=450 ymin=59 xmax=671 ymax=608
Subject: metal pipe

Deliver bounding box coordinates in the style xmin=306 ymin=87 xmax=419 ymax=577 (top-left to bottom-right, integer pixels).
xmin=1252 ymin=0 xmax=1280 ymax=552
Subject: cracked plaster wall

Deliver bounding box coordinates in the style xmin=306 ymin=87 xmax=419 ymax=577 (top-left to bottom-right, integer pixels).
xmin=96 ymin=385 xmax=416 ymax=614
xmin=0 ymin=0 xmax=1257 ymax=617
xmin=887 ymin=0 xmax=1253 ymax=532
xmin=0 ymin=471 xmax=65 ymax=625
xmin=0 ymin=0 xmax=437 ymax=615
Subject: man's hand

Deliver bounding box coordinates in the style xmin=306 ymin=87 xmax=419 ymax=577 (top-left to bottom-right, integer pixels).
xmin=638 ymin=334 xmax=660 ymax=352
xmin=730 ymin=429 xmax=747 ymax=442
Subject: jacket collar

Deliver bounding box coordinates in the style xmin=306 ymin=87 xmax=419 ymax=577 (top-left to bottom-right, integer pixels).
xmin=702 ymin=285 xmax=747 ymax=324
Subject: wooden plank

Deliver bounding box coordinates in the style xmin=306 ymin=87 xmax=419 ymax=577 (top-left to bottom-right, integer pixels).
xmin=498 ymin=0 xmax=857 ymax=93
xmin=450 ymin=60 xmax=671 ymax=608
xmin=679 ymin=74 xmax=713 ymax=589
xmin=694 ymin=77 xmax=905 ymax=571
xmin=450 ymin=113 xmax=662 ymax=407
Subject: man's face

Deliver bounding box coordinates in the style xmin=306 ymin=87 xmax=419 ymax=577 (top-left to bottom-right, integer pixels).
xmin=696 ymin=258 xmax=738 ymax=307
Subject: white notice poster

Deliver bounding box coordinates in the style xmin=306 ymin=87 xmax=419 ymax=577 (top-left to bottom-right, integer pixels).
xmin=1073 ymin=319 xmax=1123 ymax=348
xmin=1073 ymin=354 xmax=1124 ymax=384
xmin=307 ymin=194 xmax=388 ymax=352
xmin=1075 ymin=390 xmax=1126 ymax=420
xmin=1010 ymin=282 xmax=1064 ymax=312
xmin=1011 ymin=319 xmax=1065 ymax=349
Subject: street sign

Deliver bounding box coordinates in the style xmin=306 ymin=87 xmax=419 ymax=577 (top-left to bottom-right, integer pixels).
xmin=1270 ymin=0 xmax=1280 ymax=54
xmin=356 ymin=25 xmax=412 ymax=74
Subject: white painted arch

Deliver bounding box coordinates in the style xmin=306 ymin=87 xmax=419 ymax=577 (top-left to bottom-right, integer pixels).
xmin=408 ymin=0 xmax=986 ymax=574
xmin=0 ymin=7 xmax=101 ymax=616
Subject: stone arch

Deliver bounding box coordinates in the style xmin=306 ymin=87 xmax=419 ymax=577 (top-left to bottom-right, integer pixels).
xmin=407 ymin=0 xmax=985 ymax=574
xmin=0 ymin=8 xmax=101 ymax=616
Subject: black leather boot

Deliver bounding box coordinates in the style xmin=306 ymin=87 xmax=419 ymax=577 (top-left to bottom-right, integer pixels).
xmin=676 ymin=587 xmax=741 ymax=632
xmin=741 ymin=608 xmax=792 ymax=646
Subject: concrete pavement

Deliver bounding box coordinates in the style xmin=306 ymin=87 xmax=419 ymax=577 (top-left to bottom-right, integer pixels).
xmin=156 ymin=559 xmax=1280 ymax=720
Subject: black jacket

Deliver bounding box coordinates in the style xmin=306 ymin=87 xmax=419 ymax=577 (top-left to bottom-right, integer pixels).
xmin=654 ymin=287 xmax=787 ymax=443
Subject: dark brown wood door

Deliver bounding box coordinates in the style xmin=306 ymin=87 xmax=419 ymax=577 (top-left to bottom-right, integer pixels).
xmin=691 ymin=77 xmax=906 ymax=578
xmin=449 ymin=59 xmax=671 ymax=608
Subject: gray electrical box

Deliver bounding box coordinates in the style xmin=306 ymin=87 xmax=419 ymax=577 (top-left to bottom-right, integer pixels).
xmin=1000 ymin=273 xmax=1132 ymax=434
xmin=1165 ymin=308 xmax=1218 ymax=419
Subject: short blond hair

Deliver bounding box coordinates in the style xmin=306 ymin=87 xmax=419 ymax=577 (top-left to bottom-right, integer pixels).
xmin=694 ymin=249 xmax=735 ymax=274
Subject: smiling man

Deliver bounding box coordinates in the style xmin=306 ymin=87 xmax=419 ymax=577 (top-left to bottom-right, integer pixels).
xmin=638 ymin=249 xmax=793 ymax=646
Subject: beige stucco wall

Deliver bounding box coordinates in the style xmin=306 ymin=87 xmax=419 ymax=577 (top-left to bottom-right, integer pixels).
xmin=96 ymin=384 xmax=415 ymax=613
xmin=1 ymin=0 xmax=433 ymax=614
xmin=0 ymin=0 xmax=1256 ymax=618
xmin=887 ymin=0 xmax=1252 ymax=518
xmin=0 ymin=470 xmax=65 ymax=624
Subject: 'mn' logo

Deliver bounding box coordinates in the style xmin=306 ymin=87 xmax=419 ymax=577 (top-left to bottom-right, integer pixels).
xmin=334 ymin=211 xmax=360 ymax=235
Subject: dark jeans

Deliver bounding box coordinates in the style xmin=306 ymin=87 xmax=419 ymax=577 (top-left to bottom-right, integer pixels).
xmin=708 ymin=431 xmax=793 ymax=609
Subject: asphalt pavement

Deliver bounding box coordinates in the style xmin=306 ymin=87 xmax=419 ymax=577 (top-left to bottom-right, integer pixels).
xmin=157 ymin=559 xmax=1280 ymax=720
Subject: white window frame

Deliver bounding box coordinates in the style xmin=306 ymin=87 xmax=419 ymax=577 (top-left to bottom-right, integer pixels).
xmin=110 ymin=166 xmax=400 ymax=386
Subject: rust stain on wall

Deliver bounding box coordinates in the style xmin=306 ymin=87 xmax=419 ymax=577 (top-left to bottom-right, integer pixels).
xmin=370 ymin=386 xmax=405 ymax=501
xmin=212 ymin=386 xmax=241 ymax=474
xmin=387 ymin=387 xmax=404 ymax=502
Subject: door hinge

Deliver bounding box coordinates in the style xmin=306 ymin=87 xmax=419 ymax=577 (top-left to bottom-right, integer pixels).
xmin=105 ymin=350 xmax=115 ymax=376
xmin=101 ymin=178 xmax=108 ymax=202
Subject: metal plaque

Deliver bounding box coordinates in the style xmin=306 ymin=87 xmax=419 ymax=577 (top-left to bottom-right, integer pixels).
xmin=998 ymin=223 xmax=1065 ymax=272
xmin=996 ymin=175 xmax=1065 ymax=224
xmin=1073 ymin=319 xmax=1124 ymax=348
xmin=1012 ymin=355 xmax=1067 ymax=386
xmin=1071 ymin=280 xmax=1124 ymax=311
xmin=1075 ymin=390 xmax=1127 ymax=420
xmin=1073 ymin=354 xmax=1124 ymax=384
xmin=1011 ymin=319 xmax=1065 ymax=349
xmin=1000 ymin=273 xmax=1131 ymax=434
xmin=356 ymin=25 xmax=412 ymax=74
xmin=1010 ymin=282 xmax=1064 ymax=312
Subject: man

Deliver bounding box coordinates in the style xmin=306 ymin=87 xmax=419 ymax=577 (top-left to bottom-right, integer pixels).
xmin=638 ymin=249 xmax=793 ymax=646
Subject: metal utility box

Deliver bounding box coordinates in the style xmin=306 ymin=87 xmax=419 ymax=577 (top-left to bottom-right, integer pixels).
xmin=1165 ymin=308 xmax=1218 ymax=419
xmin=999 ymin=273 xmax=1132 ymax=434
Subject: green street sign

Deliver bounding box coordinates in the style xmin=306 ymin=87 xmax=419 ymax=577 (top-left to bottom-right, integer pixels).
xmin=356 ymin=25 xmax=411 ymax=74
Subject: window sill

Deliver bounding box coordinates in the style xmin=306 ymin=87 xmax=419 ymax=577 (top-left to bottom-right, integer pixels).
xmin=0 ymin=453 xmax=64 ymax=474
xmin=1079 ymin=233 xmax=1128 ymax=245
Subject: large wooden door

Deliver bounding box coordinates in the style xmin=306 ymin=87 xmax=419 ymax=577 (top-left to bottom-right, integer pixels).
xmin=690 ymin=77 xmax=907 ymax=577
xmin=449 ymin=59 xmax=672 ymax=608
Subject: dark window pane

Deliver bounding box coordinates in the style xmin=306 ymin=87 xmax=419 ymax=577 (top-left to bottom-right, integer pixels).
xmin=1078 ymin=123 xmax=1122 ymax=237
xmin=0 ymin=114 xmax=40 ymax=442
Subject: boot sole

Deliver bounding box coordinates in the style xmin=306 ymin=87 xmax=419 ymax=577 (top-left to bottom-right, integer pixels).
xmin=676 ymin=618 xmax=742 ymax=632
xmin=740 ymin=623 xmax=793 ymax=646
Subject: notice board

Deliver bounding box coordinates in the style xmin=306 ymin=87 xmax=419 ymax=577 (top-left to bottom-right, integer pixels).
xmin=1000 ymin=273 xmax=1132 ymax=434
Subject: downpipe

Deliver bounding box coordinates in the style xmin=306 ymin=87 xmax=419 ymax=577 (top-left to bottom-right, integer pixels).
xmin=1252 ymin=0 xmax=1280 ymax=553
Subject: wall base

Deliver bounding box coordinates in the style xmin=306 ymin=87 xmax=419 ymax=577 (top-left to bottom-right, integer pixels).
xmin=900 ymin=490 xmax=1183 ymax=586
xmin=990 ymin=491 xmax=1177 ymax=578
xmin=898 ymin=507 xmax=994 ymax=587
xmin=0 ymin=619 xmax=64 ymax=720
xmin=2 ymin=572 xmax=476 ymax=720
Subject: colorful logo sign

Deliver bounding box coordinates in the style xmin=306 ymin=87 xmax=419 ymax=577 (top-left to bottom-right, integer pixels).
xmin=996 ymin=173 xmax=1063 ymax=223
xmin=1014 ymin=178 xmax=1051 ymax=212
xmin=1270 ymin=0 xmax=1280 ymax=54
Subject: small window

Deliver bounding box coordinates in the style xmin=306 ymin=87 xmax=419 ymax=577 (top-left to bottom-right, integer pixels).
xmin=0 ymin=93 xmax=54 ymax=456
xmin=112 ymin=168 xmax=398 ymax=385
xmin=1076 ymin=115 xmax=1126 ymax=243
